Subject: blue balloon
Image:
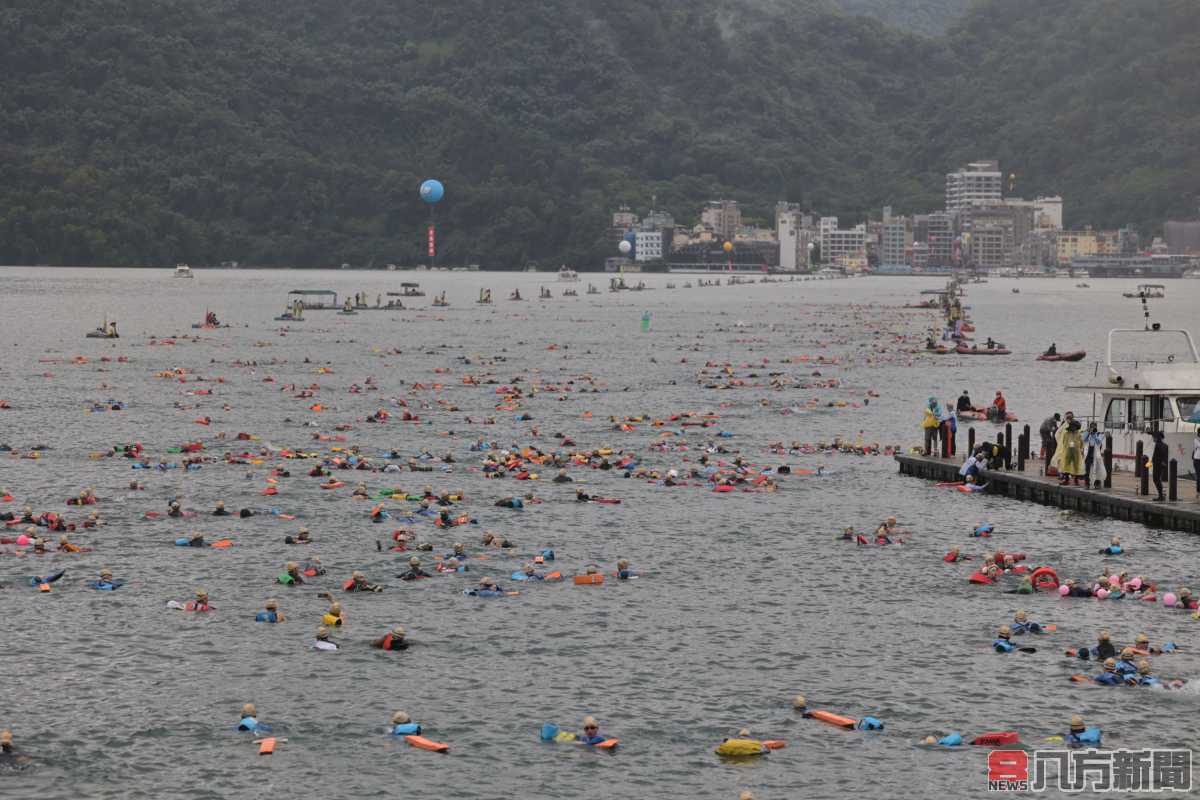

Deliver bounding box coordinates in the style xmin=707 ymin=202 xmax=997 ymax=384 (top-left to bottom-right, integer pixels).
xmin=419 ymin=179 xmax=444 ymax=204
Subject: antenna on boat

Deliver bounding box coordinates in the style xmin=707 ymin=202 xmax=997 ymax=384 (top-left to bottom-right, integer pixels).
xmin=1140 ymin=293 xmax=1161 ymax=332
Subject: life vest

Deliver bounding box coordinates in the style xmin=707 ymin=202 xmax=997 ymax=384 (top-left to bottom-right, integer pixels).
xmin=277 ymin=573 xmax=295 ymax=585
xmin=936 ymin=733 xmax=963 ymax=746
xmin=1066 ymin=728 xmax=1101 ymax=746
xmin=993 ymin=638 xmax=1014 ymax=653
xmin=255 ymin=610 xmax=279 ymax=623
xmin=968 ymin=571 xmax=993 ymax=585
xmin=392 ymin=722 xmax=421 ymax=735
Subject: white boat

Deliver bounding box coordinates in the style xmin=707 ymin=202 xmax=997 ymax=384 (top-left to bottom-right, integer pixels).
xmin=557 ymin=266 xmax=579 ymax=282
xmin=1068 ymin=319 xmax=1200 ymax=477
xmin=174 ymin=264 xmax=194 ymax=278
xmin=1123 ymin=284 xmax=1165 ymax=299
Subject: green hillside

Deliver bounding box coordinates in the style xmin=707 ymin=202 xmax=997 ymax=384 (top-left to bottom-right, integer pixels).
xmin=0 ymin=0 xmax=1193 ymax=267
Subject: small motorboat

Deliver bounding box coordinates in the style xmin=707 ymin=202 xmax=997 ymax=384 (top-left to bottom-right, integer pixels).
xmin=86 ymin=317 xmax=119 ymax=339
xmin=956 ymin=343 xmax=1011 ymax=355
xmin=957 ymin=408 xmax=1019 ymax=423
xmin=1037 ymin=350 xmax=1086 ymax=362
xmin=1011 ymin=288 xmax=1020 ymax=294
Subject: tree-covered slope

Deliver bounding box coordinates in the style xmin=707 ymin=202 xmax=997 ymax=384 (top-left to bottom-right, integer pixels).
xmin=0 ymin=0 xmax=1194 ymax=267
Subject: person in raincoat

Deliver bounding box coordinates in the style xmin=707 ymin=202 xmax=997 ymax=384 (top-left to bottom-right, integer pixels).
xmin=1084 ymin=421 xmax=1108 ymax=489
xmin=939 ymin=399 xmax=957 ymax=456
xmin=1053 ymin=418 xmax=1085 ymax=486
xmin=922 ymin=398 xmax=941 ymax=456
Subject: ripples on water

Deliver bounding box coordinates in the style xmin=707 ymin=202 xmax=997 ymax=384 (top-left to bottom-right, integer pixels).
xmin=2 ymin=269 xmax=1198 ymax=799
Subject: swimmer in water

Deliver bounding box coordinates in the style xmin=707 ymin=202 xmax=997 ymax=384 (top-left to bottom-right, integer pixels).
xmin=0 ymin=729 xmax=32 ymax=768
xmin=579 ymin=715 xmax=606 ymax=745
xmin=279 ymin=561 xmax=305 ymax=585
xmin=399 ymin=556 xmax=431 ymax=581
xmin=313 ymin=625 xmax=340 ymax=650
xmin=212 ymin=501 xmax=230 ymax=517
xmin=191 ymin=589 xmax=212 ymax=612
xmin=616 ymin=559 xmax=635 ymax=579
xmin=372 ymin=625 xmax=408 ymax=651
xmin=256 ymin=598 xmax=283 ymax=623
xmin=346 ymin=570 xmax=383 ymax=592
xmin=284 ymin=528 xmax=311 ymax=545
xmin=1010 ymin=609 xmax=1042 ymax=635
xmin=322 ymin=601 xmax=345 ymax=627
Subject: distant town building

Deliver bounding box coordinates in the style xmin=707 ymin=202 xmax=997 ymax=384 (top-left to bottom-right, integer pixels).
xmin=945 ymin=160 xmax=1002 ymax=213
xmin=924 ymin=211 xmax=954 ymax=267
xmin=819 ymin=216 xmax=867 ymax=268
xmin=633 ymin=228 xmax=664 ymax=262
xmin=608 ymin=206 xmax=639 ymax=250
xmin=1004 ymin=196 xmax=1063 ymax=230
xmin=1165 ymin=220 xmax=1200 ymax=254
xmin=701 ymin=200 xmax=741 ymax=241
xmin=1070 ymin=253 xmax=1198 ymax=278
xmin=775 ymin=203 xmax=816 ymax=271
xmin=1057 ymin=227 xmax=1121 ymax=264
xmin=879 ymin=214 xmax=912 ymax=272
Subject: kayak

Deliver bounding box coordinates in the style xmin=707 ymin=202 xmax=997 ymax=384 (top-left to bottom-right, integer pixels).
xmin=1037 ymin=351 xmax=1086 ymax=362
xmin=956 ymin=344 xmax=1010 ymax=355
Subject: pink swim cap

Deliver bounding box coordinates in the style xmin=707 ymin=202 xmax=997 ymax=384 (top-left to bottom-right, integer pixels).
xmin=1096 ymin=588 xmax=1110 ymax=600
xmin=1058 ymin=585 xmax=1070 ymax=596
xmin=16 ymin=534 xmax=31 ymax=546
xmin=1163 ymin=592 xmax=1178 ymax=607
xmin=1109 ymin=575 xmax=1121 ymax=587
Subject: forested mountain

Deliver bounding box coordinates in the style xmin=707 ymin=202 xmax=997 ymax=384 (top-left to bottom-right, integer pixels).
xmin=0 ymin=0 xmax=1195 ymax=267
xmin=831 ymin=0 xmax=972 ymax=33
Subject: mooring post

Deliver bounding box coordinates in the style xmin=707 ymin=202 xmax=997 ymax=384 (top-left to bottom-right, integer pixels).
xmin=1135 ymin=441 xmax=1145 ymax=494
xmin=1104 ymin=433 xmax=1113 ymax=489
xmin=1004 ymin=423 xmax=1013 ymax=469
xmin=967 ymin=427 xmax=975 ymax=455
xmin=1169 ymin=459 xmax=1178 ymax=502
xmin=1017 ymin=433 xmax=1026 ymax=472
xmin=1021 ymin=424 xmax=1031 ymax=463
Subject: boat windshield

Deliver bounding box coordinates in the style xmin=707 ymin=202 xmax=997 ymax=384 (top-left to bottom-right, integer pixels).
xmin=1177 ymin=396 xmax=1200 ymax=422
xmin=1109 ymin=329 xmax=1198 ymax=366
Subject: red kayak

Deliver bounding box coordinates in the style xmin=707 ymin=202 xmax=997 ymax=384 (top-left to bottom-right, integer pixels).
xmin=1037 ymin=351 xmax=1086 ymax=362
xmin=956 ymin=344 xmax=1010 ymax=355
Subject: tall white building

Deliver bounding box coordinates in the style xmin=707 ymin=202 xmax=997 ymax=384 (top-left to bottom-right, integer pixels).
xmin=880 ymin=217 xmax=911 ymax=269
xmin=633 ymin=229 xmax=664 ymax=262
xmin=945 ymin=160 xmax=1002 ymax=213
xmin=775 ymin=203 xmax=815 ymax=271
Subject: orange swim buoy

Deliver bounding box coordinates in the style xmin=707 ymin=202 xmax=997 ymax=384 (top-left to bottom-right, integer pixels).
xmin=1029 ymin=567 xmax=1059 ymax=591
xmin=404 ymin=735 xmax=449 ymax=753
xmin=804 ymin=710 xmax=856 ymax=729
xmin=573 ymin=574 xmax=604 ymax=586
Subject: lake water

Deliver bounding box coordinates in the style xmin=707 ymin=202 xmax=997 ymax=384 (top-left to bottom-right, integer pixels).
xmin=2 ymin=268 xmax=1198 ymax=799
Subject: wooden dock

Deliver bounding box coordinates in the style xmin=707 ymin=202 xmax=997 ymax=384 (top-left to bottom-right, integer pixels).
xmin=895 ymin=452 xmax=1200 ymax=533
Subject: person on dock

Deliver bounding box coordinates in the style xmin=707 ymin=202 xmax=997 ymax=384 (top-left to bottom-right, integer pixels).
xmin=1053 ymin=419 xmax=1085 ymax=486
xmin=1039 ymin=413 xmax=1061 ymax=469
xmin=1152 ymin=431 xmax=1169 ymax=501
xmin=1192 ymin=429 xmax=1200 ymax=496
xmin=939 ymin=400 xmax=957 ymax=456
xmin=1084 ymin=422 xmax=1107 ymax=489
xmin=922 ymin=399 xmax=941 ymax=456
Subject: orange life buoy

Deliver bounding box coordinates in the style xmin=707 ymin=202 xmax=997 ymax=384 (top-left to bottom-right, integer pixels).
xmin=1029 ymin=567 xmax=1059 ymax=591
